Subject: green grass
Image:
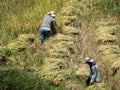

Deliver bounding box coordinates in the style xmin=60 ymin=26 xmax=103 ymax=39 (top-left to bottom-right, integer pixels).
xmin=93 ymin=0 xmax=120 ymax=15
xmin=0 ymin=0 xmax=120 ymax=90
xmin=0 ymin=67 xmax=62 ymax=90
xmin=0 ymin=0 xmax=63 ymax=45
xmin=0 ymin=1 xmax=63 ymax=89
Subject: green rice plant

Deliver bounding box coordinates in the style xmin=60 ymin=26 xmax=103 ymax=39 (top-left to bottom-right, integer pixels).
xmin=0 ymin=68 xmax=62 ymax=90
xmin=93 ymin=0 xmax=120 ymax=15
xmin=0 ymin=0 xmax=63 ymax=45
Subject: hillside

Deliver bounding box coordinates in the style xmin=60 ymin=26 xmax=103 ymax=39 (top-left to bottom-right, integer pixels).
xmin=0 ymin=0 xmax=120 ymax=90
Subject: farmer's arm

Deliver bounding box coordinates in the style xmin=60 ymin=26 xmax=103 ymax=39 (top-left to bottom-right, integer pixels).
xmin=51 ymin=20 xmax=57 ymax=35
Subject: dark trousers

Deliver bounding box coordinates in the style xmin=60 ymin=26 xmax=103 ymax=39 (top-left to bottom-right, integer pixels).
xmin=86 ymin=76 xmax=91 ymax=86
xmin=40 ymin=29 xmax=52 ymax=43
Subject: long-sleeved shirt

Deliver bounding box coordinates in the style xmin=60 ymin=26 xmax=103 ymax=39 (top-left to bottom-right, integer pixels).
xmin=89 ymin=61 xmax=100 ymax=83
xmin=41 ymin=15 xmax=57 ymax=33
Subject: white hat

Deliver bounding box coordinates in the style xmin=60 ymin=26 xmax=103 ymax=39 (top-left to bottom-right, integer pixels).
xmin=84 ymin=57 xmax=94 ymax=63
xmin=47 ymin=11 xmax=56 ymax=17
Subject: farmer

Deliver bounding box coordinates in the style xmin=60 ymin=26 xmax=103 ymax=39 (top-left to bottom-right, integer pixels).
xmin=84 ymin=57 xmax=100 ymax=86
xmin=39 ymin=11 xmax=57 ymax=43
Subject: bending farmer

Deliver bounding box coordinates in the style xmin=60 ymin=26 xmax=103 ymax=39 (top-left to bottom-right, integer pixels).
xmin=39 ymin=11 xmax=57 ymax=43
xmin=84 ymin=57 xmax=100 ymax=86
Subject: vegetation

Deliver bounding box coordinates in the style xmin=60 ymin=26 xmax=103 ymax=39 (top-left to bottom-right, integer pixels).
xmin=0 ymin=0 xmax=63 ymax=45
xmin=0 ymin=0 xmax=120 ymax=90
xmin=0 ymin=0 xmax=63 ymax=89
xmin=93 ymin=0 xmax=120 ymax=15
xmin=0 ymin=68 xmax=62 ymax=90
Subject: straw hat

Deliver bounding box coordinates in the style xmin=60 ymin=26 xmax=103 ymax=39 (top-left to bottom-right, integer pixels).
xmin=47 ymin=11 xmax=56 ymax=17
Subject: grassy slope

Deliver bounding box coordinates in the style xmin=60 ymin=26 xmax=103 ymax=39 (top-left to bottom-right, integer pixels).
xmin=0 ymin=0 xmax=63 ymax=90
xmin=37 ymin=0 xmax=120 ymax=90
xmin=0 ymin=0 xmax=63 ymax=45
xmin=38 ymin=0 xmax=120 ymax=90
xmin=0 ymin=0 xmax=120 ymax=90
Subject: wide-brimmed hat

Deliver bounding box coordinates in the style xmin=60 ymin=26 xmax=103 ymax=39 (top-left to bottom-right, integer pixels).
xmin=47 ymin=11 xmax=56 ymax=17
xmin=84 ymin=57 xmax=94 ymax=63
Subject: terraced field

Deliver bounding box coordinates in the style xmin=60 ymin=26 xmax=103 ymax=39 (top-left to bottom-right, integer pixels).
xmin=0 ymin=0 xmax=120 ymax=90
